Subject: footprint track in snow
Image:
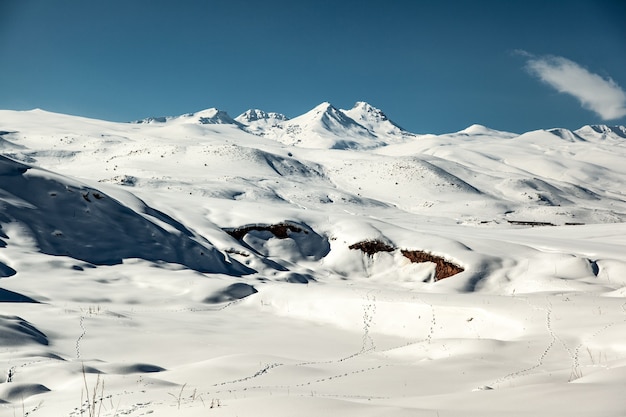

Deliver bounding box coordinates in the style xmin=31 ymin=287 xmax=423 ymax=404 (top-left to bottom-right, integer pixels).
xmin=360 ymin=291 xmax=377 ymax=354
xmin=76 ymin=315 xmax=86 ymax=359
xmin=572 ymin=300 xmax=626 ymax=369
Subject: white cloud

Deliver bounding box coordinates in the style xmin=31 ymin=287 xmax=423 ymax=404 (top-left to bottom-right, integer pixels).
xmin=524 ymin=54 xmax=626 ymax=120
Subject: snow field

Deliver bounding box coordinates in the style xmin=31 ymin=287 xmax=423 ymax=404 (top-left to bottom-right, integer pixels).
xmin=0 ymin=105 xmax=625 ymax=415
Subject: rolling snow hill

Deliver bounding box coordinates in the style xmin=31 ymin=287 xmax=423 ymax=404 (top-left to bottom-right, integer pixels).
xmin=0 ymin=104 xmax=625 ymax=416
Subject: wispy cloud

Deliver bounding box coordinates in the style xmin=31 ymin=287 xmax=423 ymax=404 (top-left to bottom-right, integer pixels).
xmin=521 ymin=52 xmax=626 ymax=120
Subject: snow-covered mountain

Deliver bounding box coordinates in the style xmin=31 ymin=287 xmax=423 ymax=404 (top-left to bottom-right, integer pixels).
xmin=454 ymin=123 xmax=518 ymax=138
xmin=239 ymin=101 xmax=420 ymax=149
xmin=235 ymin=108 xmax=289 ymax=124
xmin=575 ymin=124 xmax=626 ymax=140
xmin=268 ymin=102 xmax=380 ymax=149
xmin=136 ymin=107 xmax=242 ymax=126
xmin=341 ymin=101 xmax=416 ymax=140
xmin=234 ymin=108 xmax=289 ymax=136
xmin=136 ymin=101 xmax=421 ymax=149
xmin=0 ymin=105 xmax=625 ymax=417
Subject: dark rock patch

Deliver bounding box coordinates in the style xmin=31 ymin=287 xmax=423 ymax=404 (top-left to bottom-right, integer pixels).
xmin=348 ymin=240 xmax=394 ymax=255
xmin=225 ymin=223 xmax=308 ymax=240
xmin=349 ymin=239 xmax=464 ymax=281
xmin=401 ymin=250 xmax=465 ymax=280
xmin=507 ymin=220 xmax=555 ymax=226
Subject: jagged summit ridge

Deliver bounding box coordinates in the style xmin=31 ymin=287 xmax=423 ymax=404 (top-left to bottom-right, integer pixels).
xmin=575 ymin=124 xmax=626 ymax=140
xmin=135 ymin=108 xmax=240 ymax=126
xmin=130 ymin=102 xmax=625 ymax=150
xmin=299 ymin=102 xmax=374 ymax=135
xmin=264 ymin=102 xmax=381 ymax=149
xmin=193 ymin=108 xmax=240 ymax=125
xmin=341 ymin=101 xmax=413 ymax=139
xmin=235 ymin=109 xmax=288 ymax=123
xmin=235 ymin=101 xmax=417 ymax=149
xmin=344 ymin=101 xmax=394 ymax=125
xmin=235 ymin=109 xmax=289 ymax=136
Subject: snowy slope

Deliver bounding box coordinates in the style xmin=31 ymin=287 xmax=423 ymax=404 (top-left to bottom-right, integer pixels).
xmin=0 ymin=155 xmax=251 ymax=275
xmin=0 ymin=105 xmax=625 ymax=416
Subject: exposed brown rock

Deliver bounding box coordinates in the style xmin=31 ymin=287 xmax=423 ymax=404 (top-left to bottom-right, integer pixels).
xmin=401 ymin=250 xmax=464 ymax=280
xmin=225 ymin=223 xmax=307 ymax=240
xmin=348 ymin=240 xmax=394 ymax=255
xmin=507 ymin=220 xmax=555 ymax=226
xmin=348 ymin=239 xmax=464 ymax=281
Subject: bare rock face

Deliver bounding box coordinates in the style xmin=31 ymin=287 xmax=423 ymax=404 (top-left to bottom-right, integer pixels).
xmin=349 ymin=239 xmax=464 ymax=280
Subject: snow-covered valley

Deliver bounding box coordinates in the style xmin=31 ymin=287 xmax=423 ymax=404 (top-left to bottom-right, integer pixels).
xmin=0 ymin=103 xmax=625 ymax=416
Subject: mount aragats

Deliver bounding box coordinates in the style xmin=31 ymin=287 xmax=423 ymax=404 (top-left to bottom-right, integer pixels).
xmin=0 ymin=102 xmax=625 ymax=417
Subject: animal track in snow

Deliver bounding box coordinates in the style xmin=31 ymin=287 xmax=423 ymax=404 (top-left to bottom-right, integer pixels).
xmin=572 ymin=300 xmax=626 ymax=370
xmin=544 ymin=300 xmax=577 ymax=370
xmin=76 ymin=316 xmax=86 ymax=359
xmin=427 ymin=304 xmax=436 ymax=344
xmin=211 ymin=362 xmax=284 ymax=388
xmin=359 ymin=292 xmax=377 ymax=354
xmin=293 ymin=364 xmax=389 ymax=388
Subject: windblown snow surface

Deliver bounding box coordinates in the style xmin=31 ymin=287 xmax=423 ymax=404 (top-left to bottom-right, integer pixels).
xmin=0 ymin=104 xmax=625 ymax=416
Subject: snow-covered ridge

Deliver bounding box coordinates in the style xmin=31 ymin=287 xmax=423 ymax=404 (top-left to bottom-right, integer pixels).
xmin=575 ymin=124 xmax=626 ymax=140
xmin=266 ymin=102 xmax=379 ymax=149
xmin=237 ymin=101 xmax=422 ymax=148
xmin=135 ymin=107 xmax=242 ymax=126
xmin=133 ymin=101 xmax=424 ymax=149
xmin=131 ymin=103 xmax=626 ymax=150
xmin=235 ymin=109 xmax=289 ymax=123
xmin=0 ymin=155 xmax=252 ymax=275
xmin=234 ymin=109 xmax=290 ymax=136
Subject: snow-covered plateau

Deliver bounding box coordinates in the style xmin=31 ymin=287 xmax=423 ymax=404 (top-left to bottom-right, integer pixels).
xmin=0 ymin=103 xmax=625 ymax=416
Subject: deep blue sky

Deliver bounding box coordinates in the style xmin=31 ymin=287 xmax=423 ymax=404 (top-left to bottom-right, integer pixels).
xmin=1 ymin=0 xmax=625 ymax=133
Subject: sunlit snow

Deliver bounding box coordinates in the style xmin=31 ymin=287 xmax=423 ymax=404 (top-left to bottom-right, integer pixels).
xmin=0 ymin=104 xmax=625 ymax=416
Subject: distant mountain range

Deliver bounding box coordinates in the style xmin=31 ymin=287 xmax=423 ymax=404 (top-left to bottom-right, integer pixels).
xmin=135 ymin=101 xmax=416 ymax=149
xmin=133 ymin=101 xmax=626 ymax=149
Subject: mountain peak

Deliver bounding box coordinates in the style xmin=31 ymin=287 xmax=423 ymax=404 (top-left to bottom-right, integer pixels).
xmin=309 ymin=101 xmax=336 ymax=114
xmin=133 ymin=108 xmax=239 ymax=125
xmin=575 ymin=124 xmax=626 ymax=140
xmin=256 ymin=102 xmax=377 ymax=149
xmin=459 ymin=124 xmax=496 ymax=135
xmin=236 ymin=109 xmax=288 ymax=124
xmin=345 ymin=101 xmax=391 ymax=122
xmin=191 ymin=108 xmax=238 ymax=125
xmin=456 ymin=124 xmax=517 ymax=138
xmin=301 ymin=102 xmax=364 ymax=128
xmin=352 ymin=101 xmax=385 ymax=114
xmin=341 ymin=101 xmax=413 ymax=140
